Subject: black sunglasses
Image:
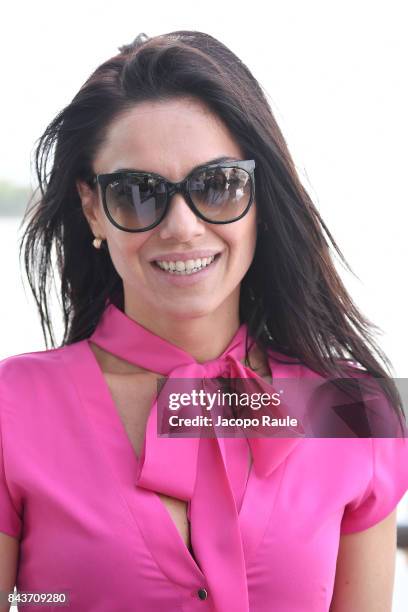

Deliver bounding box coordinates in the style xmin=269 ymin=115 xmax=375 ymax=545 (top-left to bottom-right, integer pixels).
xmin=91 ymin=159 xmax=256 ymax=232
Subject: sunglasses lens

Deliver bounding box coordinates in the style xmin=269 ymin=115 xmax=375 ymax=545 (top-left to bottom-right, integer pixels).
xmin=188 ymin=167 xmax=252 ymax=221
xmin=102 ymin=165 xmax=254 ymax=231
xmin=105 ymin=175 xmax=166 ymax=230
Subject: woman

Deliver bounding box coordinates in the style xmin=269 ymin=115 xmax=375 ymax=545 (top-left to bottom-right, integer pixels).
xmin=1 ymin=30 xmax=407 ymax=611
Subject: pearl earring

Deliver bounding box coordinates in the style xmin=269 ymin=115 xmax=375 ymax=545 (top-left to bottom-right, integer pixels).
xmin=92 ymin=237 xmax=103 ymax=249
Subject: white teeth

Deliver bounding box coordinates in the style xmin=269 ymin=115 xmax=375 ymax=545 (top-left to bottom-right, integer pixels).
xmin=155 ymin=255 xmax=216 ymax=274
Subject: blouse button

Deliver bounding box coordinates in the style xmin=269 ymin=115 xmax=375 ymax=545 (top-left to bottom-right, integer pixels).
xmin=197 ymin=587 xmax=208 ymax=600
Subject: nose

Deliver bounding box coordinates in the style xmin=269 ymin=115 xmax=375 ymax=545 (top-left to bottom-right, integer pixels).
xmin=158 ymin=192 xmax=205 ymax=241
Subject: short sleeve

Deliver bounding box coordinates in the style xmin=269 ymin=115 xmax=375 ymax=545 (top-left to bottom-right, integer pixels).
xmin=0 ymin=403 xmax=22 ymax=538
xmin=340 ymin=437 xmax=408 ymax=534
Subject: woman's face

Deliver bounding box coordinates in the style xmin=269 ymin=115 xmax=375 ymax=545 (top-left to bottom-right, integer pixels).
xmin=77 ymin=97 xmax=257 ymax=325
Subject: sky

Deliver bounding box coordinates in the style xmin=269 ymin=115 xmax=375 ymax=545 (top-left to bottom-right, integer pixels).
xmin=1 ymin=0 xmax=408 ymax=375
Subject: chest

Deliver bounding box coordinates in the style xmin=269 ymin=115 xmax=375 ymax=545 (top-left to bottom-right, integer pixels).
xmin=103 ymin=370 xmax=253 ymax=554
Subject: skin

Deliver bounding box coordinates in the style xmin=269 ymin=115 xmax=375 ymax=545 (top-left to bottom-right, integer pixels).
xmin=329 ymin=509 xmax=397 ymax=611
xmin=76 ymin=95 xmax=399 ymax=609
xmin=0 ymin=535 xmax=18 ymax=611
xmin=0 ymin=97 xmax=399 ymax=610
xmin=77 ymin=96 xmax=258 ymax=362
xmin=0 ymin=508 xmax=398 ymax=611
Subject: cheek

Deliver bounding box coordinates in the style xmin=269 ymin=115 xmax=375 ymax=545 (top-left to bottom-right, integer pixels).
xmin=233 ymin=213 xmax=257 ymax=258
xmin=221 ymin=217 xmax=257 ymax=269
xmin=105 ymin=230 xmax=150 ymax=277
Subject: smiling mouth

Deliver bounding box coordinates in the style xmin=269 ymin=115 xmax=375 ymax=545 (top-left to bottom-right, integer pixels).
xmin=152 ymin=253 xmax=221 ymax=275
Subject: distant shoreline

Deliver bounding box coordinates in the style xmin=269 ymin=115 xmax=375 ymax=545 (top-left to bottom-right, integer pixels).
xmin=0 ymin=180 xmax=33 ymax=217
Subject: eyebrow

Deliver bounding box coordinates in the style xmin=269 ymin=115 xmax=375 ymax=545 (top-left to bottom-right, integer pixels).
xmin=112 ymin=156 xmax=240 ymax=176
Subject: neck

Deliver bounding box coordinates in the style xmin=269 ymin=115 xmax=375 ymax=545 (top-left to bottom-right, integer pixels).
xmin=123 ymin=293 xmax=242 ymax=363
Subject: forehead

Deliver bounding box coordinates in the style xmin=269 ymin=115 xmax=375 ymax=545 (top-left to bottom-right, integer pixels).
xmin=92 ymin=96 xmax=244 ymax=181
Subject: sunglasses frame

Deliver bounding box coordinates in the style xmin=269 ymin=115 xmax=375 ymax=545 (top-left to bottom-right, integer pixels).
xmin=91 ymin=159 xmax=256 ymax=233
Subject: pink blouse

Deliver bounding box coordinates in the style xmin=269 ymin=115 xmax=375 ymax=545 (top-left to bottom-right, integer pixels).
xmin=1 ymin=302 xmax=408 ymax=611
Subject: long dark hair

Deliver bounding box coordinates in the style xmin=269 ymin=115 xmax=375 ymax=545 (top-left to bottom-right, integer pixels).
xmin=19 ymin=30 xmax=406 ymax=430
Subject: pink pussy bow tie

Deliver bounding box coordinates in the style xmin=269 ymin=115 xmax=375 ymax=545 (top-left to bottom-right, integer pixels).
xmin=89 ymin=302 xmax=303 ymax=612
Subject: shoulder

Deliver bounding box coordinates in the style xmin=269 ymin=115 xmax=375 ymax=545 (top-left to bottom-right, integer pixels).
xmin=267 ymin=346 xmax=367 ymax=380
xmin=0 ymin=345 xmax=63 ymax=370
xmin=266 ymin=349 xmax=406 ymax=436
xmin=0 ymin=345 xmax=64 ymax=380
xmin=266 ymin=346 xmax=327 ymax=381
xmin=340 ymin=436 xmax=408 ymax=535
xmin=0 ymin=341 xmax=86 ymax=400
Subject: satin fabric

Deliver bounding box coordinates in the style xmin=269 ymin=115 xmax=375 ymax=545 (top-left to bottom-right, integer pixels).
xmin=2 ymin=303 xmax=408 ymax=610
xmin=89 ymin=302 xmax=304 ymax=612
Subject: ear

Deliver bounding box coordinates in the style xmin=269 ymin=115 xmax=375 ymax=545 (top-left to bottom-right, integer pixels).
xmin=76 ymin=179 xmax=105 ymax=239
